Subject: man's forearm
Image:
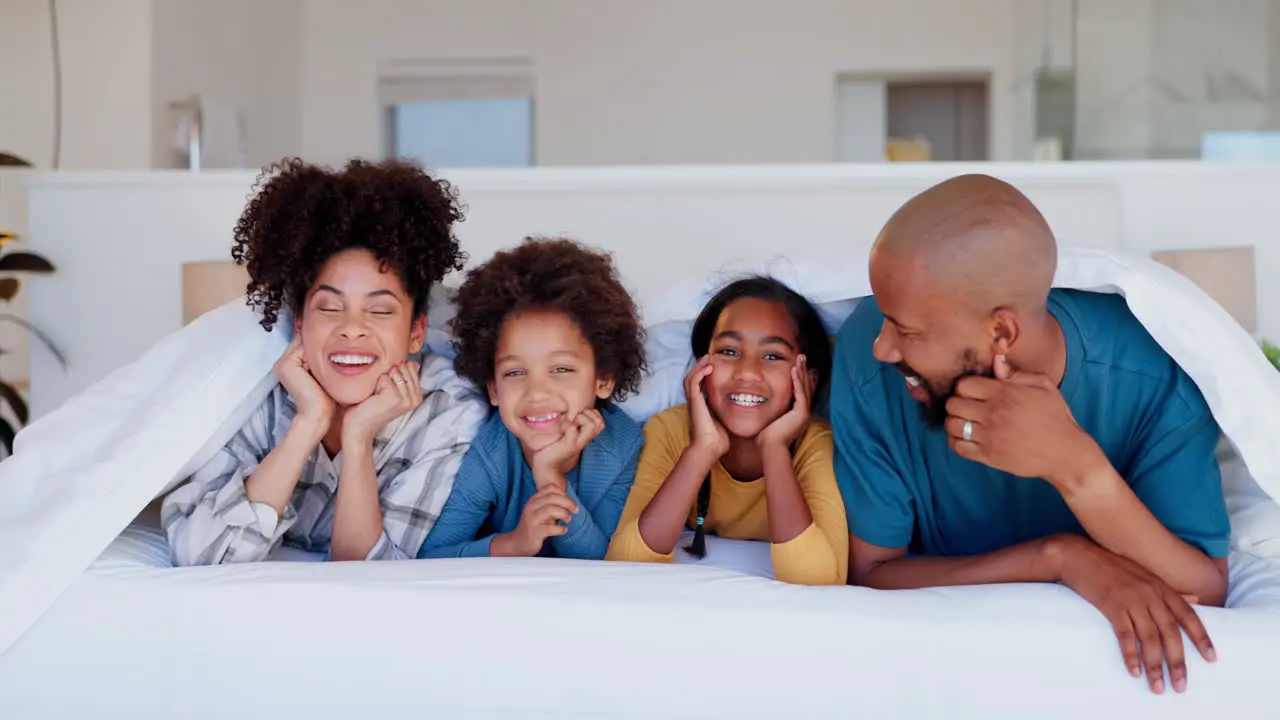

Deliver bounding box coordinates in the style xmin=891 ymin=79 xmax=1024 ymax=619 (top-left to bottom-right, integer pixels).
xmin=857 ymin=536 xmax=1064 ymax=590
xmin=1054 ymin=461 xmax=1227 ymax=605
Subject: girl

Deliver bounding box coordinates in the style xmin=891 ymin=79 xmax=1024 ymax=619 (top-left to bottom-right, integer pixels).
xmin=162 ymin=157 xmax=489 ymax=565
xmin=418 ymin=237 xmax=648 ymax=560
xmin=606 ymin=276 xmax=848 ymax=585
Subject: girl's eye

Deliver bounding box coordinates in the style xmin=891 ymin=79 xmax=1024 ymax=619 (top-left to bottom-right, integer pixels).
xmin=764 ymin=352 xmax=787 ymax=362
xmin=502 ymin=369 xmax=525 ymax=378
xmin=369 ymin=310 xmax=394 ymax=317
xmin=714 ymin=347 xmax=737 ymax=357
xmin=551 ymin=366 xmax=574 ymax=374
xmin=318 ymin=307 xmax=340 ymax=314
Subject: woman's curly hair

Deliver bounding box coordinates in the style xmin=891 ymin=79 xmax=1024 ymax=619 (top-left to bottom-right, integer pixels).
xmin=231 ymin=156 xmax=467 ymax=331
xmin=450 ymin=237 xmax=647 ymax=403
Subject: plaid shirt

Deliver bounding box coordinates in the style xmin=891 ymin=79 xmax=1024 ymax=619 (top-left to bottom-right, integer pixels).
xmin=162 ymin=349 xmax=488 ymax=565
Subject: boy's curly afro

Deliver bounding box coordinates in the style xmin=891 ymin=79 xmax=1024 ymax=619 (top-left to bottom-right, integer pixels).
xmin=450 ymin=237 xmax=647 ymax=403
xmin=231 ymin=156 xmax=467 ymax=331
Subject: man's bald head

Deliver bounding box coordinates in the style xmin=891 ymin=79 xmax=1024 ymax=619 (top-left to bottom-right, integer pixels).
xmin=871 ymin=174 xmax=1057 ymax=318
xmin=865 ymin=175 xmax=1061 ymax=428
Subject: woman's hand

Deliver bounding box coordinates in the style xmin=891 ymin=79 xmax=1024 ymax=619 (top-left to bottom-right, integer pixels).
xmin=685 ymin=355 xmax=729 ymax=458
xmin=342 ymin=361 xmax=423 ymax=447
xmin=274 ymin=335 xmax=335 ymax=432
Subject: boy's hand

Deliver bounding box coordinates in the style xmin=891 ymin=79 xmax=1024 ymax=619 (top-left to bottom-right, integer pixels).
xmin=530 ymin=409 xmax=604 ymax=489
xmin=493 ymin=486 xmax=579 ymax=556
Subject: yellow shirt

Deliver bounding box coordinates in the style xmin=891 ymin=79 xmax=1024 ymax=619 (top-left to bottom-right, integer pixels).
xmin=606 ymin=404 xmax=848 ymax=585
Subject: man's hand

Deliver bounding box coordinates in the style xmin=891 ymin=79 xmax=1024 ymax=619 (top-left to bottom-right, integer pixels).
xmin=492 ymin=486 xmax=579 ymax=556
xmin=530 ymin=409 xmax=604 ymax=490
xmin=944 ymin=355 xmax=1105 ymax=485
xmin=342 ymin=361 xmax=422 ymax=447
xmin=1055 ymin=533 xmax=1216 ymax=694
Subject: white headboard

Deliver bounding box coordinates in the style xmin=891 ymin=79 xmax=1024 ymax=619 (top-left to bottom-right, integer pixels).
xmin=23 ymin=161 xmax=1274 ymax=418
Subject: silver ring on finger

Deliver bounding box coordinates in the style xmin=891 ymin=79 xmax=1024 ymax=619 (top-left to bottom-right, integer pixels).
xmin=962 ymin=419 xmax=973 ymax=442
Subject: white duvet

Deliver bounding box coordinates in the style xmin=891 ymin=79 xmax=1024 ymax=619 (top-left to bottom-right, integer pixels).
xmin=2 ymin=246 xmax=1280 ymax=717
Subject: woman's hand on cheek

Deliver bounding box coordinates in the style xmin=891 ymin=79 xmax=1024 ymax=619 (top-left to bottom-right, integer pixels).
xmin=343 ymin=361 xmax=422 ymax=446
xmin=275 ymin=335 xmax=336 ymax=430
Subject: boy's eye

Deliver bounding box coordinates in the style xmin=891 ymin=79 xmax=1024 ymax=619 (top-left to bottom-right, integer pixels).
xmin=369 ymin=310 xmax=394 ymax=317
xmin=502 ymin=369 xmax=525 ymax=378
xmin=551 ymin=366 xmax=575 ymax=374
xmin=714 ymin=347 xmax=737 ymax=357
xmin=764 ymin=352 xmax=787 ymax=362
xmin=318 ymin=306 xmax=340 ymax=314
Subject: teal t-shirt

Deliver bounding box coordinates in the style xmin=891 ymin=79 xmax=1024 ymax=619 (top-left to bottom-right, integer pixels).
xmin=830 ymin=288 xmax=1231 ymax=559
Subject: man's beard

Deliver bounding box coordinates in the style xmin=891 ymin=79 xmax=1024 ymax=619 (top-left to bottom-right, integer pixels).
xmin=902 ymin=349 xmax=992 ymax=429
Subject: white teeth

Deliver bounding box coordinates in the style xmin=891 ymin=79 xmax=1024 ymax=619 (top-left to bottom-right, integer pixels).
xmin=524 ymin=412 xmax=561 ymax=423
xmin=329 ymin=354 xmax=375 ymax=366
xmin=905 ymin=375 xmax=922 ymax=387
xmin=729 ymin=393 xmax=767 ymax=407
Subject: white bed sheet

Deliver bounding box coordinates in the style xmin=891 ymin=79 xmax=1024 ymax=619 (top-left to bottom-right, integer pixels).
xmin=2 ymin=501 xmax=1278 ymax=719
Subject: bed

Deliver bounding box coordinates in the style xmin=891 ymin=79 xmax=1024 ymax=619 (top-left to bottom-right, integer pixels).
xmin=2 ymin=169 xmax=1280 ymax=717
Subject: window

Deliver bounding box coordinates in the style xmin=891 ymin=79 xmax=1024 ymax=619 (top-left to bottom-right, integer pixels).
xmin=379 ymin=58 xmax=534 ymax=168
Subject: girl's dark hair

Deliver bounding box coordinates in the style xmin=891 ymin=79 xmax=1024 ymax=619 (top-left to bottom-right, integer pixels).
xmin=683 ymin=274 xmax=833 ymax=559
xmin=231 ymin=156 xmax=467 ymax=331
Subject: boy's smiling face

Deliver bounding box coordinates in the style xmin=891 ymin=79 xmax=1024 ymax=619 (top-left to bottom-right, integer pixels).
xmin=487 ymin=308 xmax=615 ymax=455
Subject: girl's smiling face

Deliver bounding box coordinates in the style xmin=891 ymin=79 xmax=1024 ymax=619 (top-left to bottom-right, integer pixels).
xmin=702 ymin=297 xmax=800 ymax=439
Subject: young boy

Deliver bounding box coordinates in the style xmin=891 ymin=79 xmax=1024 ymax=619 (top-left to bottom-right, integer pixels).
xmin=418 ymin=237 xmax=648 ymax=560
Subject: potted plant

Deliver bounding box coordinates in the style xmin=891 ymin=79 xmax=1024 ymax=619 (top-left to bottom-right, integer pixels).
xmin=0 ymin=151 xmax=64 ymax=454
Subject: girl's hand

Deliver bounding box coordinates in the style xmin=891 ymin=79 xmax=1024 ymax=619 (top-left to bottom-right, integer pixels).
xmin=684 ymin=355 xmax=729 ymax=458
xmin=274 ymin=335 xmax=335 ymax=431
xmin=500 ymin=486 xmax=579 ymax=556
xmin=342 ymin=361 xmax=422 ymax=446
xmin=758 ymin=354 xmax=815 ymax=450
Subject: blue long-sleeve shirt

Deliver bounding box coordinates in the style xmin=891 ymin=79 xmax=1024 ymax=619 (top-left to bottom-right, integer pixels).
xmin=417 ymin=403 xmax=643 ymax=560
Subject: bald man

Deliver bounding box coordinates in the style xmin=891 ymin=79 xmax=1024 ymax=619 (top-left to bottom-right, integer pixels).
xmin=830 ymin=174 xmax=1230 ymax=695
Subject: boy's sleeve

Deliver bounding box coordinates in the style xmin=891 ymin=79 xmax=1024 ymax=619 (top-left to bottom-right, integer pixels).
xmin=161 ymin=396 xmax=298 ymax=566
xmin=768 ymin=424 xmax=849 ymax=586
xmin=830 ymin=302 xmax=917 ymax=551
xmin=605 ymin=411 xmax=687 ymax=563
xmin=550 ymin=421 xmax=644 ymax=560
xmin=416 ymin=443 xmax=500 ymax=559
xmin=1125 ymin=371 xmax=1231 ymax=559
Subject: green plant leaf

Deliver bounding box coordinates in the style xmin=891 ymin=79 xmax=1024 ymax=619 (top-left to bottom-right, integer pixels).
xmin=1261 ymin=340 xmax=1280 ymax=372
xmin=0 ymin=380 xmax=29 ymax=425
xmin=0 ymin=252 xmax=55 ymax=273
xmin=0 ymin=278 xmax=18 ymax=301
xmin=0 ymin=314 xmax=66 ymax=367
xmin=0 ymin=417 xmax=15 ymax=456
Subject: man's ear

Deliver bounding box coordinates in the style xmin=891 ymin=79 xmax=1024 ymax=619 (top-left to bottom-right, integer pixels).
xmin=409 ymin=314 xmax=427 ymax=354
xmin=989 ymin=308 xmax=1020 ymax=357
xmin=595 ymin=376 xmax=617 ymax=401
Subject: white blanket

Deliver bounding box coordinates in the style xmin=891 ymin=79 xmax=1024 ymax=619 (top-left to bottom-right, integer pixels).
xmin=1 ymin=246 xmax=1280 ymax=662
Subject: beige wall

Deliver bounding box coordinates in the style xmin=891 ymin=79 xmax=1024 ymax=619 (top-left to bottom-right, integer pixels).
xmin=150 ymin=0 xmax=303 ymax=170
xmin=0 ymin=0 xmax=154 ymax=170
xmin=301 ymin=0 xmax=1048 ymax=167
